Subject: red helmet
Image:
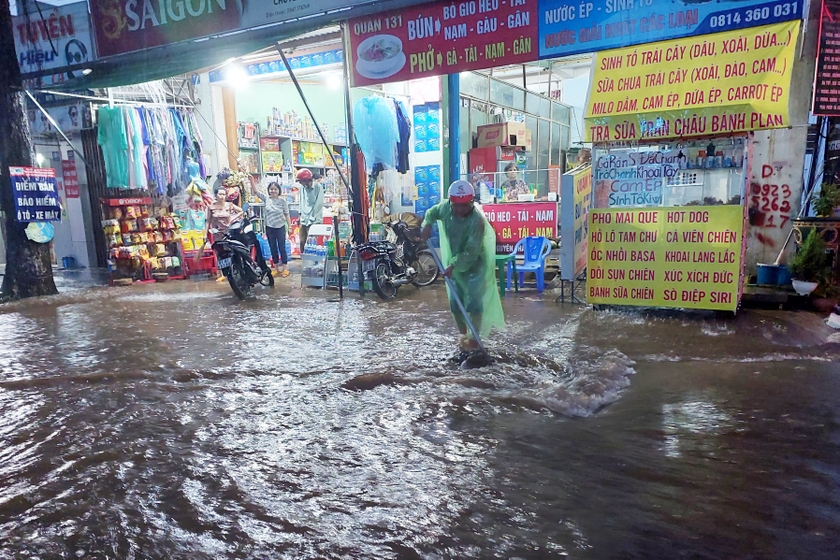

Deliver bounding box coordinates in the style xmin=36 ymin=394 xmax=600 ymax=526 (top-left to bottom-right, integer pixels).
xmin=296 ymin=168 xmax=313 ymax=181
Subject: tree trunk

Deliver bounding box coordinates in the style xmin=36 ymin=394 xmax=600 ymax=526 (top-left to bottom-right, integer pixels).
xmin=0 ymin=0 xmax=58 ymax=300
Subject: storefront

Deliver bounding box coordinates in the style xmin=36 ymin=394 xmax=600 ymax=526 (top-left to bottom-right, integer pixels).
xmin=15 ymin=0 xmax=812 ymax=299
xmin=583 ymin=20 xmax=800 ymax=311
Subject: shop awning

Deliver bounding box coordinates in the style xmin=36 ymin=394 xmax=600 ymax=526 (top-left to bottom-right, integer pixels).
xmin=35 ymin=0 xmax=435 ymax=90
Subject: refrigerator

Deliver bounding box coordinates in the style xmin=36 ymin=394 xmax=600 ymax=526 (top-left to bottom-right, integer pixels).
xmin=468 ymin=146 xmax=520 ymax=203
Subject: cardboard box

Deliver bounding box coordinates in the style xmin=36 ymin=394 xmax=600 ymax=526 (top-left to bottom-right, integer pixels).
xmin=476 ymin=122 xmax=528 ymax=148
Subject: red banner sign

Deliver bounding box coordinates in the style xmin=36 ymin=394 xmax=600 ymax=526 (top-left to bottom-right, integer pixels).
xmin=61 ymin=159 xmax=80 ymax=198
xmin=347 ymin=0 xmax=539 ymax=87
xmin=483 ymin=202 xmax=558 ymax=253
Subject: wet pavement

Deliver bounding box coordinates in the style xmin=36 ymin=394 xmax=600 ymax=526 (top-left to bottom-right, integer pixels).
xmin=0 ymin=277 xmax=839 ymax=559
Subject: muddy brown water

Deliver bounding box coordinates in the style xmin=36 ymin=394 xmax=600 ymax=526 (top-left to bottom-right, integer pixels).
xmin=0 ymin=280 xmax=838 ymax=558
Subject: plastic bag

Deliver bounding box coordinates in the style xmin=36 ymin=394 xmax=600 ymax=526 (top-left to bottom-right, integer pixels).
xmin=353 ymin=96 xmax=399 ymax=170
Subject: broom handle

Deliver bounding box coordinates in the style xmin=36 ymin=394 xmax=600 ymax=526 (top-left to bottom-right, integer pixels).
xmin=429 ymin=249 xmax=486 ymax=353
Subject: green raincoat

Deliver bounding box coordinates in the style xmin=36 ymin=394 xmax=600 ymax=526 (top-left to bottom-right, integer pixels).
xmin=422 ymin=202 xmax=505 ymax=337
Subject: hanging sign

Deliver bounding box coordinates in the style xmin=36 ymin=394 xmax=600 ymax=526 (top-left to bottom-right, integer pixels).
xmin=587 ymin=205 xmax=743 ymax=311
xmin=813 ymin=0 xmax=840 ymax=114
xmin=90 ymin=0 xmax=386 ymax=57
xmin=560 ymin=164 xmax=591 ymax=281
xmin=538 ymin=0 xmax=803 ymax=59
xmin=591 ymin=147 xmax=682 ymax=208
xmin=584 ymin=21 xmax=799 ymax=143
xmin=347 ymin=0 xmax=539 ymax=87
xmin=483 ymin=201 xmax=557 ymax=253
xmin=61 ymin=158 xmax=80 ymax=198
xmin=10 ymin=167 xmax=61 ymax=222
xmin=13 ymin=2 xmax=95 ymax=84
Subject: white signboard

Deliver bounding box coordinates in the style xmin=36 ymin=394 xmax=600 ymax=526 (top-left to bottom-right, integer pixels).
xmin=14 ymin=2 xmax=95 ymax=86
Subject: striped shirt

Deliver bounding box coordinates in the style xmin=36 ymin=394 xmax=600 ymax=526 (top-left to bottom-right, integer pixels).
xmin=256 ymin=192 xmax=291 ymax=230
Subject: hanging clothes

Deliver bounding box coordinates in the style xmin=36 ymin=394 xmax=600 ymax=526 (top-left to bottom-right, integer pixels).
xmin=124 ymin=107 xmax=147 ymax=190
xmin=97 ymin=107 xmax=130 ymax=189
xmin=394 ymin=100 xmax=411 ymax=174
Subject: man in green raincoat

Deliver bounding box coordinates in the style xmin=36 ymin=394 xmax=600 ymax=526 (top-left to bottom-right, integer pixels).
xmin=421 ymin=180 xmax=505 ymax=351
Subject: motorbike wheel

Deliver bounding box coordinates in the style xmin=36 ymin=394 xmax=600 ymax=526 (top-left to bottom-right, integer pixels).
xmin=371 ymin=260 xmax=399 ymax=300
xmin=228 ymin=255 xmax=253 ymax=300
xmin=260 ymin=269 xmax=275 ymax=287
xmin=411 ymin=249 xmax=439 ymax=287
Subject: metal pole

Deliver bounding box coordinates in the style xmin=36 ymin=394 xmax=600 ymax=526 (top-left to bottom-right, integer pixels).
xmin=428 ymin=248 xmax=485 ymax=353
xmin=275 ymin=43 xmax=350 ymax=195
xmin=25 ymin=90 xmax=91 ymax=168
xmin=335 ymin=213 xmax=343 ymax=299
xmin=447 ymin=73 xmax=461 ymax=185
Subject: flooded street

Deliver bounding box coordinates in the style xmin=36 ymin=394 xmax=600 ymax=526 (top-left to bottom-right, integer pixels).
xmin=0 ymin=280 xmax=839 ymax=559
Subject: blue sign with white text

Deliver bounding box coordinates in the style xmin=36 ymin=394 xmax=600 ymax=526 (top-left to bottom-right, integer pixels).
xmin=538 ymin=0 xmax=803 ymax=58
xmin=10 ymin=166 xmax=61 ymax=222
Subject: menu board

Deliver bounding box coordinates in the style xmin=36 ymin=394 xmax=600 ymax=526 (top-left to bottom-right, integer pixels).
xmin=587 ymin=206 xmax=743 ymax=311
xmin=814 ymin=0 xmax=840 ymax=114
xmin=347 ymin=0 xmax=539 ymax=87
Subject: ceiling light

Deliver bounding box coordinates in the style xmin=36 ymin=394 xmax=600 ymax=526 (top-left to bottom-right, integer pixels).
xmin=327 ymin=73 xmax=342 ymax=89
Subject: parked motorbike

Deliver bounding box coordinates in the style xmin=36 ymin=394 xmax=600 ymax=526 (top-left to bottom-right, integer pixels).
xmin=357 ymin=219 xmax=439 ymax=300
xmin=210 ymin=218 xmax=273 ymax=300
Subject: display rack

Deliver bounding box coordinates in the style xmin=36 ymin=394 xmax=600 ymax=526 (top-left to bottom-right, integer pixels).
xmin=346 ymin=248 xmax=375 ymax=293
xmin=301 ymin=224 xmax=333 ymax=288
xmin=237 ymin=122 xmax=261 ymax=177
xmin=101 ymin=196 xmax=186 ymax=283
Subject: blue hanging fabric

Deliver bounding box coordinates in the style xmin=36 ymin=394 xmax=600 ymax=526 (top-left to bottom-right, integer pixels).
xmin=394 ymin=100 xmax=411 ymax=174
xmin=353 ymin=96 xmax=399 ymax=170
xmin=96 ymin=107 xmax=130 ymax=189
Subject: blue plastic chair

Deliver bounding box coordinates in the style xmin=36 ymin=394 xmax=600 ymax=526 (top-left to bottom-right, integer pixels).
xmin=506 ymin=236 xmax=552 ymax=292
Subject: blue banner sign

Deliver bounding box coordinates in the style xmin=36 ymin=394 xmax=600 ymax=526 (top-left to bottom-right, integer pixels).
xmin=538 ymin=0 xmax=803 ymax=58
xmin=10 ymin=167 xmax=61 ymax=222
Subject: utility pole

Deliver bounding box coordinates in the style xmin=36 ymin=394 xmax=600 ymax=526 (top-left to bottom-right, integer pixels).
xmin=0 ymin=0 xmax=58 ymax=300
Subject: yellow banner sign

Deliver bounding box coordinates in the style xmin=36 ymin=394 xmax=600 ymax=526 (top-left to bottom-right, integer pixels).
xmin=587 ymin=206 xmax=743 ymax=311
xmin=585 ymin=21 xmax=799 ymax=143
xmin=560 ymin=165 xmax=592 ymax=281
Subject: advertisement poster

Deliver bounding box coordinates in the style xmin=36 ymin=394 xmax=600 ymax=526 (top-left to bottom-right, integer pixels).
xmin=587 ymin=205 xmax=743 ymax=311
xmin=560 ymin=164 xmax=591 ymax=281
xmin=539 ymin=0 xmax=803 ymax=58
xmin=14 ymin=2 xmax=95 ymax=85
xmin=584 ymin=21 xmax=799 ymax=142
xmin=347 ymin=0 xmax=539 ymax=87
xmin=10 ymin=167 xmax=61 ymax=222
xmin=27 ymin=102 xmax=91 ymax=135
xmin=483 ymin=201 xmax=558 ymax=253
xmin=813 ymin=0 xmax=840 ymax=114
xmin=91 ymin=0 xmax=367 ymax=57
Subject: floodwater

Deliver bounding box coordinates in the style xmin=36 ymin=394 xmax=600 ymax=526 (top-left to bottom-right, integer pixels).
xmin=0 ymin=279 xmax=839 ymax=559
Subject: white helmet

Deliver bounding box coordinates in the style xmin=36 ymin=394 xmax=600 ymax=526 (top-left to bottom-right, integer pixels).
xmin=448 ymin=180 xmax=474 ymax=203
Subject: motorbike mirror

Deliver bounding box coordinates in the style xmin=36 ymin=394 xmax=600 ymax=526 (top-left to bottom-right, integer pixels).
xmin=209 ymin=228 xmax=219 ymax=235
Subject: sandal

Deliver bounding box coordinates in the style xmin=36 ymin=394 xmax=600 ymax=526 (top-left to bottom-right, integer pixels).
xmin=281 ymin=269 xmax=290 ymax=278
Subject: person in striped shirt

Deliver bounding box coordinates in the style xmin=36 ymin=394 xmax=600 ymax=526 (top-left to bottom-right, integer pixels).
xmin=253 ymin=182 xmax=292 ymax=277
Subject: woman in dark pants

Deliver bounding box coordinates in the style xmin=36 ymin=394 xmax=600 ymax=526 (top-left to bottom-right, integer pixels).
xmin=254 ymin=182 xmax=291 ymax=277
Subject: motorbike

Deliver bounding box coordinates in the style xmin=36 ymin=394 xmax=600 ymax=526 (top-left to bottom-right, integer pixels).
xmin=210 ymin=218 xmax=274 ymax=300
xmin=356 ymin=219 xmax=439 ymax=300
